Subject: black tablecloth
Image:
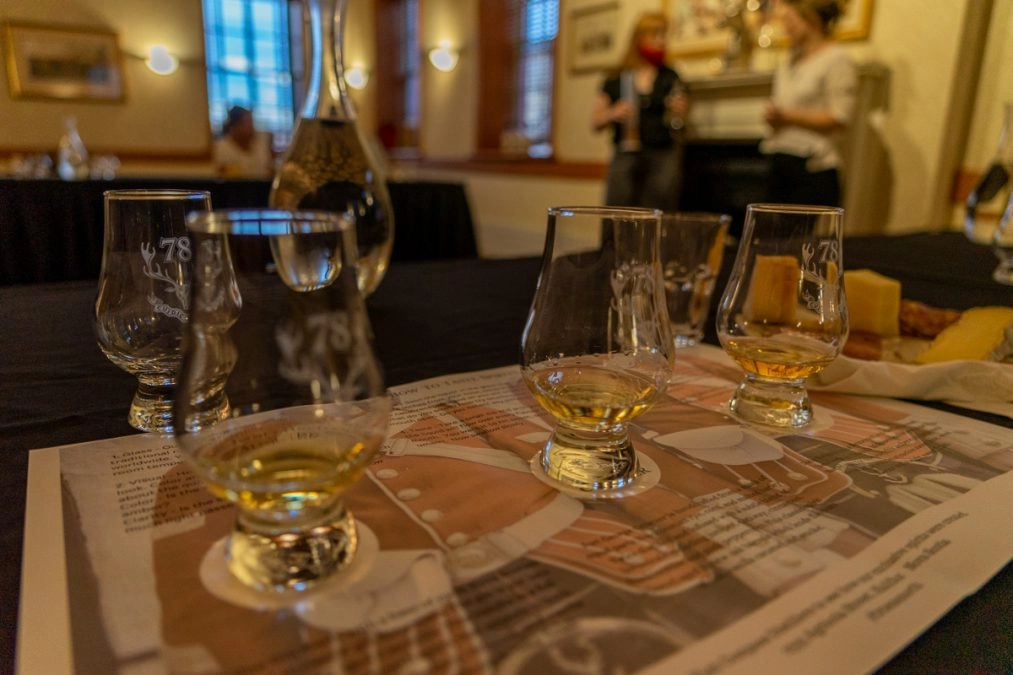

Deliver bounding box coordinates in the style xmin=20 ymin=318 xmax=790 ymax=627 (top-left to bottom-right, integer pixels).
xmin=1 ymin=232 xmax=1010 ymax=671
xmin=0 ymin=177 xmax=478 ymax=285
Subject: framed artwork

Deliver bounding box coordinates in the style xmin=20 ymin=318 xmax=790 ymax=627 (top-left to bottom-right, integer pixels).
xmin=668 ymin=0 xmax=730 ymax=58
xmin=667 ymin=0 xmax=876 ymax=58
xmin=568 ymin=2 xmax=620 ymax=74
xmin=834 ymin=0 xmax=875 ymax=41
xmin=3 ymin=22 xmax=125 ymax=102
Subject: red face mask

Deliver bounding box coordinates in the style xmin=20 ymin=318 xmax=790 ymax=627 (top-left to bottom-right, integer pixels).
xmin=638 ymin=44 xmax=666 ymax=66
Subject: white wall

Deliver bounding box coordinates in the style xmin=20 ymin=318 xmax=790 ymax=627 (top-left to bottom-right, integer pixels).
xmin=964 ymin=0 xmax=1013 ymax=165
xmin=843 ymin=0 xmax=967 ymax=234
xmin=419 ymin=0 xmax=477 ymax=158
xmin=401 ymin=167 xmax=603 ymax=257
xmin=346 ymin=0 xmax=377 ymax=136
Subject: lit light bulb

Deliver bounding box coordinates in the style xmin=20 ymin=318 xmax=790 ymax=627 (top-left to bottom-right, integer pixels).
xmin=146 ymin=45 xmax=178 ymax=76
xmin=428 ymin=41 xmax=459 ymax=73
xmin=345 ymin=65 xmax=368 ymax=90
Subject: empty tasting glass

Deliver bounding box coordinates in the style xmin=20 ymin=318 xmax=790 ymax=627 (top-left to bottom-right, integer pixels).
xmin=94 ymin=189 xmax=215 ymax=433
xmin=716 ymin=204 xmax=847 ymax=428
xmin=660 ymin=212 xmax=732 ymax=348
xmin=964 ymin=101 xmax=1012 ymax=245
xmin=174 ymin=209 xmax=390 ymax=593
xmin=521 ymin=206 xmax=674 ymax=494
xmin=990 ymin=193 xmax=1013 ymax=285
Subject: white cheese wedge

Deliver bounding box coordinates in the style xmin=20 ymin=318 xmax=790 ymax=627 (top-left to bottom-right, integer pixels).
xmin=914 ymin=306 xmax=1013 ymax=363
xmin=843 ymin=269 xmax=901 ymax=337
xmin=744 ymin=255 xmax=799 ymax=323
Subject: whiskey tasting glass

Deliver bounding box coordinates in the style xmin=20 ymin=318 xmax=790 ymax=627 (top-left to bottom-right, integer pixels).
xmin=991 ymin=196 xmax=1013 ymax=284
xmin=95 ymin=189 xmax=214 ymax=433
xmin=716 ymin=204 xmax=847 ymax=428
xmin=659 ymin=211 xmax=732 ymax=348
xmin=521 ymin=206 xmax=674 ymax=494
xmin=175 ymin=209 xmax=390 ymax=593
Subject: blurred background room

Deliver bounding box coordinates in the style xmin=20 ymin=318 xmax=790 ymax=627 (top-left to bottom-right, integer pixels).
xmin=1 ymin=0 xmax=1010 ymax=258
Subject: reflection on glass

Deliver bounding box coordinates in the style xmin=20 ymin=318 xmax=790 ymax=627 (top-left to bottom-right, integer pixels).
xmin=521 ymin=206 xmax=673 ymax=494
xmin=175 ymin=209 xmax=390 ymax=593
xmin=716 ymin=204 xmax=847 ymax=428
xmin=95 ymin=189 xmax=216 ymax=433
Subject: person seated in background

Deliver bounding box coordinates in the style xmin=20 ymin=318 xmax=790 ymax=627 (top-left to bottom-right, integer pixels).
xmin=761 ymin=0 xmax=856 ymax=207
xmin=212 ymin=106 xmax=275 ymax=179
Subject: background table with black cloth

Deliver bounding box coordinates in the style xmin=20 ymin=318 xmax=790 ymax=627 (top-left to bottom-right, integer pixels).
xmin=0 ymin=177 xmax=478 ymax=285
xmin=0 ymin=232 xmax=1010 ymax=672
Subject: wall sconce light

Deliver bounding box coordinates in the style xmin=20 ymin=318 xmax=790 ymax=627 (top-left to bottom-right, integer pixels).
xmin=145 ymin=45 xmax=179 ymax=76
xmin=428 ymin=40 xmax=459 ymax=73
xmin=345 ymin=64 xmax=369 ymax=90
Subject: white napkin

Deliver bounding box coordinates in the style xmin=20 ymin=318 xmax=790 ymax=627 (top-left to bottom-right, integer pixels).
xmin=809 ymin=356 xmax=1013 ymax=418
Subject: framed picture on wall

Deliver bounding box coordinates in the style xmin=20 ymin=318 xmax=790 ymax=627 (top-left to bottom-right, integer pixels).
xmin=568 ymin=2 xmax=620 ymax=74
xmin=669 ymin=0 xmax=731 ymax=57
xmin=834 ymin=0 xmax=875 ymax=41
xmin=667 ymin=0 xmax=876 ymax=58
xmin=3 ymin=22 xmax=125 ymax=102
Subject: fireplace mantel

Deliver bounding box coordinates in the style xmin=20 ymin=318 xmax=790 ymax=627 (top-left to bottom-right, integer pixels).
xmin=685 ymin=71 xmax=774 ymax=101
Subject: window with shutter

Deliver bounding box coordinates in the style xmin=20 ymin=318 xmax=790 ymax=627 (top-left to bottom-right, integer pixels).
xmin=479 ymin=0 xmax=559 ymax=158
xmin=202 ymin=0 xmax=298 ymax=150
xmin=375 ymin=0 xmax=421 ymax=151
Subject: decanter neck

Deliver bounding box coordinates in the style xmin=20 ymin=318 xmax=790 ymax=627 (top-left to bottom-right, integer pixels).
xmin=998 ymin=102 xmax=1013 ymax=160
xmin=301 ymin=0 xmax=356 ymax=122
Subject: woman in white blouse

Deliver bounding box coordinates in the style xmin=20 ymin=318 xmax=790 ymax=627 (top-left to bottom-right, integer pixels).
xmin=212 ymin=106 xmax=275 ymax=179
xmin=761 ymin=0 xmax=856 ymax=207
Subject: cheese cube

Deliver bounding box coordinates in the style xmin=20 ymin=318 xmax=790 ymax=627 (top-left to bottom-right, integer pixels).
xmin=914 ymin=306 xmax=1013 ymax=363
xmin=843 ymin=269 xmax=901 ymax=336
xmin=744 ymin=255 xmax=799 ymax=323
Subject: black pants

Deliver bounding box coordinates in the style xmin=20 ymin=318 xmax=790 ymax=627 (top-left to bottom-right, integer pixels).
xmin=605 ymin=146 xmax=682 ymax=212
xmin=766 ymin=153 xmax=842 ymax=207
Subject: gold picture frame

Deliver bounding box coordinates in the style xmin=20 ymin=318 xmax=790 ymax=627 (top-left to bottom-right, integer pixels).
xmin=668 ymin=0 xmax=731 ymax=58
xmin=667 ymin=0 xmax=876 ymax=58
xmin=3 ymin=21 xmax=125 ymax=102
xmin=834 ymin=0 xmax=876 ymax=41
xmin=568 ymin=2 xmax=621 ymax=74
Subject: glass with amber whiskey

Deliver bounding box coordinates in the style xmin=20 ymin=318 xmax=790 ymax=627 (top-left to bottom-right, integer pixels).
xmin=716 ymin=204 xmax=847 ymax=428
xmin=521 ymin=206 xmax=673 ymax=494
xmin=174 ymin=209 xmax=390 ymax=593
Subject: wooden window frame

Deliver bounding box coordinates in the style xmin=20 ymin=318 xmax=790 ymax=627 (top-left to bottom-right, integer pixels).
xmin=374 ymin=0 xmax=420 ymax=151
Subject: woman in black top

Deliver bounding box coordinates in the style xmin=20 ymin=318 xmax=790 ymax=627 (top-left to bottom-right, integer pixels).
xmin=592 ymin=12 xmax=688 ymax=212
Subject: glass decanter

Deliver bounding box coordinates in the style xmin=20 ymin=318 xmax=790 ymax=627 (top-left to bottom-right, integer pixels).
xmin=992 ymin=193 xmax=1013 ymax=284
xmin=270 ymin=0 xmax=395 ymax=296
xmin=965 ymin=102 xmax=1013 ymax=245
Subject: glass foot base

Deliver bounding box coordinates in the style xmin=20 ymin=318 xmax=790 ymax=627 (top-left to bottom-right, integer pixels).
xmin=531 ymin=451 xmax=660 ymax=500
xmin=538 ymin=426 xmax=641 ymax=493
xmin=227 ymin=503 xmax=358 ymax=593
xmin=200 ymin=521 xmax=379 ymax=609
xmin=672 ymin=330 xmax=705 ymax=346
xmin=129 ymin=381 xmax=176 ymax=433
xmin=130 ymin=383 xmax=229 ymax=433
xmin=729 ymin=377 xmax=813 ymax=429
xmin=673 ymin=334 xmax=701 ymax=349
